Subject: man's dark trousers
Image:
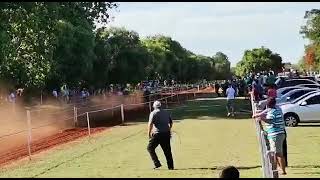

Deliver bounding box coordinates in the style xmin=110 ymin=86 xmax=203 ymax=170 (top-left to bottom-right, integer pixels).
xmin=147 ymin=132 xmax=174 ymax=169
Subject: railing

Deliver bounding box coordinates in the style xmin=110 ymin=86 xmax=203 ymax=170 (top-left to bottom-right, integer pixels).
xmin=250 ymin=93 xmax=278 ymax=178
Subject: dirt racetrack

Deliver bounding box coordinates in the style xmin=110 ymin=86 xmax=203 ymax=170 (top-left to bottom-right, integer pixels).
xmin=0 ymin=127 xmax=107 ymax=166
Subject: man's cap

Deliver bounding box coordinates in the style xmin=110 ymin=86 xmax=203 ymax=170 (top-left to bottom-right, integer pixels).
xmin=153 ymin=101 xmax=161 ymax=109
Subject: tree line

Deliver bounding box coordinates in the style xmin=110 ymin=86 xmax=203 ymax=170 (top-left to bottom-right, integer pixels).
xmin=299 ymin=9 xmax=320 ymax=72
xmin=0 ymin=2 xmax=232 ymax=96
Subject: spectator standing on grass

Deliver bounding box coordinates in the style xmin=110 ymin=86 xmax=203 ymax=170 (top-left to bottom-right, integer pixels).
xmin=147 ymin=101 xmax=174 ymax=170
xmin=226 ymin=84 xmax=236 ymax=117
xmin=252 ymin=97 xmax=287 ymax=175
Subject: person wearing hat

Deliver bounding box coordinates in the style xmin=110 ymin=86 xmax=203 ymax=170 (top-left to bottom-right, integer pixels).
xmin=147 ymin=100 xmax=174 ymax=170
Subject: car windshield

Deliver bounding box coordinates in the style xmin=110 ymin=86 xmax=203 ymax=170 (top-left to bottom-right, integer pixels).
xmin=291 ymin=91 xmax=319 ymax=104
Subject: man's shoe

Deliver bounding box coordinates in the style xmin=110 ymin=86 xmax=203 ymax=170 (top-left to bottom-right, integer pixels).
xmin=168 ymin=167 xmax=174 ymax=170
xmin=153 ymin=164 xmax=162 ymax=170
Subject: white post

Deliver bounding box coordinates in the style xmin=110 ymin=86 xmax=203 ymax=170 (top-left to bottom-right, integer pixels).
xmin=121 ymin=104 xmax=124 ymax=124
xmin=26 ymin=110 xmax=32 ymax=160
xmin=149 ymin=102 xmax=152 ymax=112
xmin=86 ymin=112 xmax=91 ymax=137
xmin=73 ymin=106 xmax=77 ymax=127
xmin=198 ymin=85 xmax=200 ymax=92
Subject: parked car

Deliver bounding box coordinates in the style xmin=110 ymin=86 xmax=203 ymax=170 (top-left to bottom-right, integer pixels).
xmin=275 ymin=78 xmax=319 ymax=88
xmin=296 ymin=84 xmax=320 ymax=89
xmin=277 ymin=90 xmax=320 ymax=106
xmin=299 ymin=76 xmax=317 ymax=82
xmin=276 ymin=86 xmax=302 ymax=98
xmin=277 ymin=88 xmax=318 ymax=104
xmin=257 ymin=88 xmax=318 ymax=110
xmin=280 ymin=91 xmax=320 ymax=127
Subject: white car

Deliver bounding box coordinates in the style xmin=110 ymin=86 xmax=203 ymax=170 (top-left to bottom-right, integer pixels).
xmin=257 ymin=88 xmax=317 ymax=109
xmin=277 ymin=90 xmax=320 ymax=106
xmin=277 ymin=88 xmax=318 ymax=104
xmin=276 ymin=86 xmax=302 ymax=98
xmin=296 ymin=84 xmax=320 ymax=89
xmin=280 ymin=91 xmax=320 ymax=127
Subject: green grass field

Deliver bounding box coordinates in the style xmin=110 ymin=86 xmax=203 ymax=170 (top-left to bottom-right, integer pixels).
xmin=0 ymin=98 xmax=319 ymax=178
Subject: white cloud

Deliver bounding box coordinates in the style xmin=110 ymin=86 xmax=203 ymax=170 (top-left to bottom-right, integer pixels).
xmin=104 ymin=2 xmax=320 ymax=66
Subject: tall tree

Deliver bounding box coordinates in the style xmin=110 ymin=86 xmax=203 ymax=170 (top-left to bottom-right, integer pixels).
xmin=301 ymin=9 xmax=320 ymax=71
xmin=0 ymin=2 xmax=118 ymax=89
xmin=235 ymin=47 xmax=283 ymax=77
xmin=212 ymin=52 xmax=231 ymax=80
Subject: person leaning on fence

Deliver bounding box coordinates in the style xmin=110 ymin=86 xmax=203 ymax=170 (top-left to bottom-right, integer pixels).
xmin=252 ymin=97 xmax=287 ymax=175
xmin=147 ymin=100 xmax=174 ymax=170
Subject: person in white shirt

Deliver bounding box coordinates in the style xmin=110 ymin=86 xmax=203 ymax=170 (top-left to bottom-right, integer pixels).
xmin=8 ymin=91 xmax=16 ymax=103
xmin=52 ymin=89 xmax=58 ymax=98
xmin=226 ymin=84 xmax=236 ymax=117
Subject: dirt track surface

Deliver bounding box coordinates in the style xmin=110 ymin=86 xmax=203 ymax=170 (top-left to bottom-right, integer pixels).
xmin=0 ymin=127 xmax=107 ymax=166
xmin=0 ymin=87 xmax=215 ymax=166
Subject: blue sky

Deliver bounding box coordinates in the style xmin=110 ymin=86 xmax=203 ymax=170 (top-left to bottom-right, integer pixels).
xmin=104 ymin=2 xmax=320 ymax=67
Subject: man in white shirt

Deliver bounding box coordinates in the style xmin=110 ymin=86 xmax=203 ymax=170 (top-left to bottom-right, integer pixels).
xmin=226 ymin=84 xmax=236 ymax=117
xmin=52 ymin=89 xmax=58 ymax=99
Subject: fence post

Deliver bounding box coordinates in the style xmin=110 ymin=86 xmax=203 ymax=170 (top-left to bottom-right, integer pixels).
xmin=73 ymin=106 xmax=77 ymax=127
xmin=86 ymin=112 xmax=91 ymax=137
xmin=121 ymin=104 xmax=124 ymax=124
xmin=26 ymin=110 xmax=32 ymax=160
xmin=112 ymin=102 xmax=114 ymax=117
xmin=177 ymin=93 xmax=180 ymax=104
xmin=269 ymin=152 xmax=279 ymax=178
xmin=198 ymin=85 xmax=200 ymax=92
xmin=165 ymin=98 xmax=168 ymax=108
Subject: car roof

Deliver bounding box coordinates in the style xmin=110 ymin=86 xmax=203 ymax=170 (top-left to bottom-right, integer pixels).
xmin=296 ymin=84 xmax=320 ymax=86
xmin=277 ymin=86 xmax=300 ymax=91
xmin=284 ymin=87 xmax=317 ymax=95
xmin=286 ymin=78 xmax=315 ymax=82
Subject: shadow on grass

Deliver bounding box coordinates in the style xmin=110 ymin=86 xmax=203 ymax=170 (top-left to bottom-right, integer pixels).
xmin=111 ymin=98 xmax=253 ymax=125
xmin=171 ymin=99 xmax=252 ymax=121
xmin=298 ymin=124 xmax=320 ymax=127
xmin=173 ymin=165 xmax=261 ymax=171
xmin=289 ymin=165 xmax=320 ymax=169
xmin=92 ymin=98 xmax=251 ymax=127
xmin=294 ymin=172 xmax=320 ymax=175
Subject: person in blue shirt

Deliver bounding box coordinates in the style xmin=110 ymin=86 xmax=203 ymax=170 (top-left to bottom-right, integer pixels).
xmin=252 ymin=97 xmax=287 ymax=175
